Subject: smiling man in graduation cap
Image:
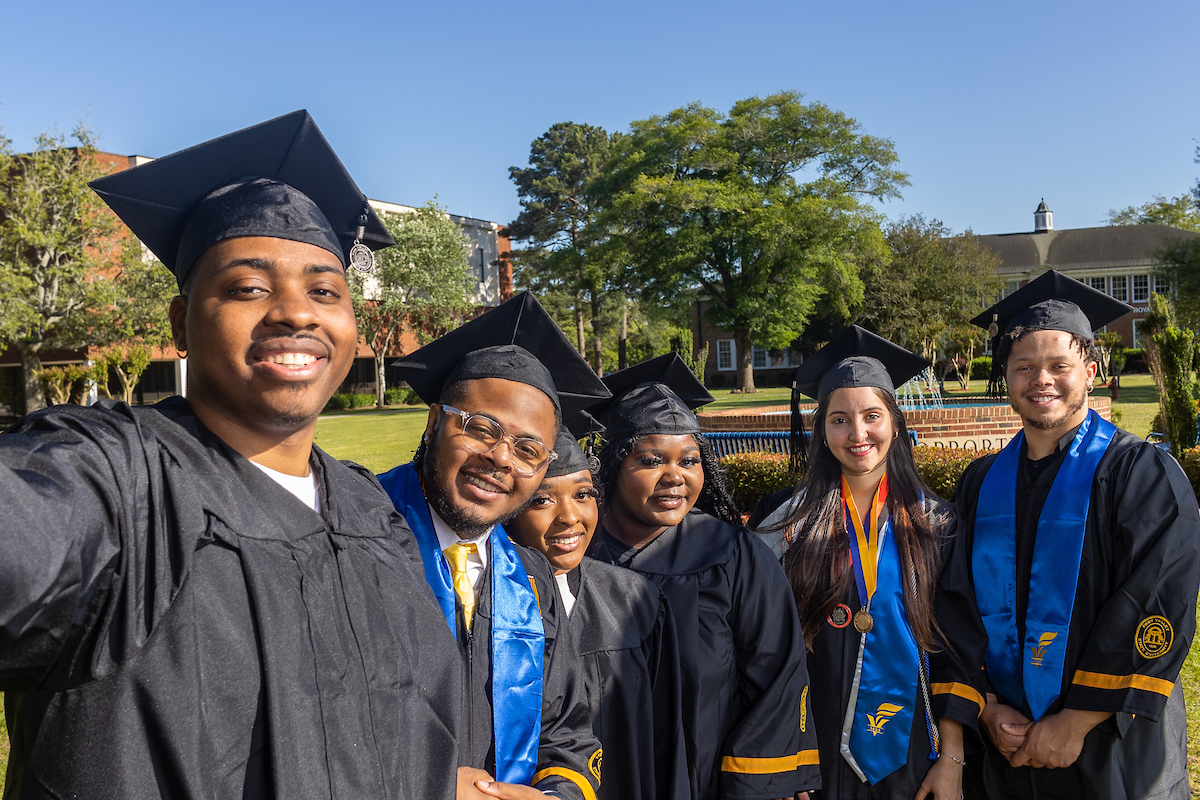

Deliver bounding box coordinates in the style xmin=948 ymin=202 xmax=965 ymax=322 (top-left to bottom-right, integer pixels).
xmin=954 ymin=271 xmax=1200 ymax=799
xmin=0 ymin=111 xmax=464 ymax=799
xmin=378 ymin=292 xmax=608 ymax=800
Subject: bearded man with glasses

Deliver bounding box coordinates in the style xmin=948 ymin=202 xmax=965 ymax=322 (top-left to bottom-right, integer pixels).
xmin=379 ymin=293 xmax=611 ymax=800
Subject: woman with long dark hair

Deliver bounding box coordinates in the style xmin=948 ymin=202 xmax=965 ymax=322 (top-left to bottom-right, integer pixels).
xmin=588 ymin=353 xmax=818 ymax=800
xmin=760 ymin=326 xmax=987 ymax=800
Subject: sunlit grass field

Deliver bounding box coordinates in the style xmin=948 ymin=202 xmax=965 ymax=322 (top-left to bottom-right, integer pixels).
xmin=0 ymin=373 xmax=1185 ymax=793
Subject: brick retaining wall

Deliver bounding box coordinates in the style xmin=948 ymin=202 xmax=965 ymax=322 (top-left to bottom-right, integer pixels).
xmin=698 ymin=397 xmax=1113 ymax=451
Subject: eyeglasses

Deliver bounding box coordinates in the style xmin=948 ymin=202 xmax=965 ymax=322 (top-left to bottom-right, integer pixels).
xmin=440 ymin=405 xmax=558 ymax=476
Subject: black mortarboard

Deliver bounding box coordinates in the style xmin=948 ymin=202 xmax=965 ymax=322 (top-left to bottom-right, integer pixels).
xmin=599 ymin=353 xmax=714 ymax=441
xmin=89 ymin=110 xmax=393 ymax=288
xmin=791 ymin=325 xmax=930 ymax=402
xmin=544 ymin=427 xmax=592 ymax=479
xmin=391 ymin=292 xmax=610 ymax=418
xmin=970 ymin=270 xmax=1133 ymax=341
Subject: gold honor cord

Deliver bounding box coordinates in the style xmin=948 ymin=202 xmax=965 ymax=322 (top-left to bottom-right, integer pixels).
xmin=842 ymin=474 xmax=889 ymax=633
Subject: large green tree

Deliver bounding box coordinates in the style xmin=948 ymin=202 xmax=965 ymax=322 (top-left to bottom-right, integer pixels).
xmin=0 ymin=122 xmax=116 ymax=411
xmin=505 ymin=122 xmax=619 ymax=374
xmin=598 ymin=92 xmax=907 ymax=391
xmin=856 ymin=215 xmax=1003 ymax=369
xmin=350 ymin=200 xmax=473 ymax=408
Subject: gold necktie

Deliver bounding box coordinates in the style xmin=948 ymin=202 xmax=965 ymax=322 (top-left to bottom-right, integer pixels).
xmin=443 ymin=542 xmax=478 ymax=631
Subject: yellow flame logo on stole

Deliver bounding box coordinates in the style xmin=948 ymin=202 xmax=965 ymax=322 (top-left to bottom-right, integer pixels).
xmin=800 ymin=686 xmax=808 ymax=732
xmin=866 ymin=703 xmax=904 ymax=736
xmin=1030 ymin=632 xmax=1058 ymax=667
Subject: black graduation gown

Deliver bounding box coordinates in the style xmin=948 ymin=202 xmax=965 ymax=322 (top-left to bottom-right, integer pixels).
xmin=589 ymin=510 xmax=819 ymax=800
xmin=564 ymin=557 xmax=690 ymax=800
xmin=0 ymin=398 xmax=462 ymax=800
xmin=954 ymin=428 xmax=1200 ymax=799
xmin=452 ymin=541 xmax=602 ymax=800
xmin=799 ymin=498 xmax=988 ymax=799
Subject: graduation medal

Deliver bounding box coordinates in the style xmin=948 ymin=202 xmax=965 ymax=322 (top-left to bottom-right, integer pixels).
xmin=844 ymin=473 xmax=887 ymax=636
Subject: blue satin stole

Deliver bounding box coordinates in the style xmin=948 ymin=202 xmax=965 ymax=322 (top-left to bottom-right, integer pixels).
xmin=377 ymin=462 xmax=545 ymax=784
xmin=846 ymin=514 xmax=921 ymax=784
xmin=972 ymin=410 xmax=1115 ymax=720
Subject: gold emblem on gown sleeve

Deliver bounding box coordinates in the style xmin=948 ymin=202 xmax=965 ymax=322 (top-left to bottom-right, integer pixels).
xmin=589 ymin=749 xmax=603 ymax=782
xmin=1136 ymin=616 xmax=1173 ymax=659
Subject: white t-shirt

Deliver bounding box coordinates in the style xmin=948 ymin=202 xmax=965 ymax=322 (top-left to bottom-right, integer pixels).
xmin=554 ymin=572 xmax=576 ymax=617
xmin=252 ymin=461 xmax=320 ymax=513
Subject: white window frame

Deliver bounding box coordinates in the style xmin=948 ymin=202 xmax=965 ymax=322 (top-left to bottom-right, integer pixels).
xmin=751 ymin=346 xmax=768 ymax=369
xmin=1131 ymin=319 xmax=1142 ymax=345
xmin=1154 ymin=275 xmax=1170 ymax=297
xmin=1111 ymin=275 xmax=1128 ymax=302
xmin=1088 ymin=276 xmax=1107 ymax=293
xmin=1132 ymin=274 xmax=1149 ymax=303
xmin=717 ymin=339 xmax=736 ymax=371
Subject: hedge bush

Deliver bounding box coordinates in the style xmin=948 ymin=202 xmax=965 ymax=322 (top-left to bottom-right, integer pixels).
xmin=719 ymin=447 xmax=1000 ymax=512
xmin=325 ymin=393 xmax=378 ymax=411
xmin=969 ymin=356 xmax=992 ymax=381
xmin=384 ymin=387 xmax=424 ymax=406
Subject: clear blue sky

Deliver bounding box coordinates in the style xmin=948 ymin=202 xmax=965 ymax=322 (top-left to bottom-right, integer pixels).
xmin=3 ymin=0 xmax=1197 ymax=236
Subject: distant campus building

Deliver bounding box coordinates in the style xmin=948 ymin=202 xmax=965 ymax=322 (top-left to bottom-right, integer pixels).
xmin=694 ymin=201 xmax=1200 ymax=388
xmin=0 ymin=153 xmax=513 ymax=418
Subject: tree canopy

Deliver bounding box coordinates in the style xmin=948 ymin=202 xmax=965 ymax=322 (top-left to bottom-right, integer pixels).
xmin=350 ymin=200 xmax=473 ymax=407
xmin=505 ymin=122 xmax=620 ymax=374
xmin=0 ymin=122 xmax=117 ymax=411
xmin=595 ymin=91 xmax=907 ymax=391
xmin=1107 ymin=193 xmax=1200 ymax=232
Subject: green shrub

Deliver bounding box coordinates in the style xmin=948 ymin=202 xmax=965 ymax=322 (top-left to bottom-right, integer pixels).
xmin=912 ymin=447 xmax=997 ymax=499
xmin=970 ymin=356 xmax=992 ymax=381
xmin=325 ymin=393 xmax=351 ymax=411
xmin=349 ymin=393 xmax=376 ymax=409
xmin=719 ymin=452 xmax=796 ymax=512
xmin=1123 ymin=348 xmax=1147 ymax=373
xmin=383 ymin=387 xmax=405 ymax=406
xmin=1177 ymin=447 xmax=1200 ymax=500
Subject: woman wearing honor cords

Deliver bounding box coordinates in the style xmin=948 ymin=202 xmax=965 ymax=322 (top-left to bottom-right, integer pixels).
xmin=758 ymin=326 xmax=987 ymax=800
xmin=587 ymin=354 xmax=817 ymax=800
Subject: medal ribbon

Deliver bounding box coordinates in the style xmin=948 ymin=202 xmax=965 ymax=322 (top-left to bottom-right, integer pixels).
xmin=839 ymin=473 xmax=920 ymax=785
xmin=972 ymin=409 xmax=1115 ymax=720
xmin=843 ymin=473 xmax=888 ymax=609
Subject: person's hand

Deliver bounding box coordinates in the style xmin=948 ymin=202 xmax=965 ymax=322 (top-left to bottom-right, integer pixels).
xmin=980 ymin=694 xmax=1032 ymax=758
xmin=475 ymin=779 xmax=557 ymax=799
xmin=914 ymin=755 xmax=963 ymax=800
xmin=1010 ymin=708 xmax=1111 ymax=769
xmin=457 ymin=767 xmax=496 ymax=799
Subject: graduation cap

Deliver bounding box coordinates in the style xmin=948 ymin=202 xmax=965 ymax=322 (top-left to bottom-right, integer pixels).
xmin=391 ymin=292 xmax=610 ymax=418
xmin=599 ymin=353 xmax=714 ymax=442
xmin=89 ymin=110 xmax=393 ymax=288
xmin=545 ymin=412 xmax=606 ymax=478
xmin=970 ymin=270 xmax=1133 ymax=341
xmin=791 ymin=325 xmax=930 ymax=402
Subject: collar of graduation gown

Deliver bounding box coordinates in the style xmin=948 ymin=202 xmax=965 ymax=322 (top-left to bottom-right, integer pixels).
xmin=593 ymin=510 xmax=740 ymax=574
xmin=149 ymin=396 xmax=392 ymax=541
xmin=972 ymin=409 xmax=1117 ymax=720
xmin=570 ymin=558 xmax=664 ymax=655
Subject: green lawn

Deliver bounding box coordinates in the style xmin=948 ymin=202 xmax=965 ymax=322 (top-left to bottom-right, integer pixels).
xmin=313 ymin=406 xmax=431 ymax=474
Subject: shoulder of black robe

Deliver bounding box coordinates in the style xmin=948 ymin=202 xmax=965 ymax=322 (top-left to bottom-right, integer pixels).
xmin=0 ymin=397 xmax=461 ymax=800
xmin=572 ymin=558 xmax=691 ymax=800
xmin=592 ymin=512 xmax=818 ymax=799
xmin=923 ymin=496 xmax=989 ymax=733
xmin=510 ymin=539 xmax=603 ymax=800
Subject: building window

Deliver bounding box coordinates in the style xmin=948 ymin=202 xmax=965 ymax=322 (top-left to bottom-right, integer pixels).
xmin=1132 ymin=319 xmax=1142 ymax=345
xmin=1088 ymin=276 xmax=1106 ymax=293
xmin=752 ymin=346 xmax=768 ymax=369
xmin=1132 ymin=274 xmax=1149 ymax=303
xmin=1111 ymin=275 xmax=1128 ymax=302
xmin=478 ymin=250 xmax=487 ymax=283
xmin=1002 ymin=280 xmax=1020 ymax=298
xmin=1154 ymin=275 xmax=1170 ymax=297
xmin=717 ymin=339 xmax=736 ymax=371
